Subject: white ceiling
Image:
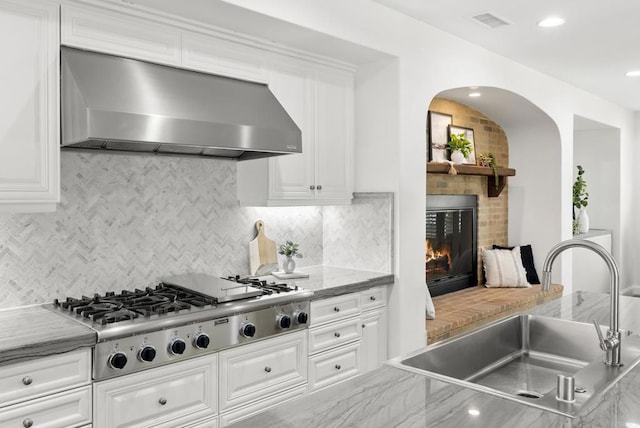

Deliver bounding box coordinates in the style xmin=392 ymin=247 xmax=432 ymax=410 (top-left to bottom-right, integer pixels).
xmin=117 ymin=0 xmax=640 ymax=112
xmin=373 ymin=0 xmax=640 ymax=112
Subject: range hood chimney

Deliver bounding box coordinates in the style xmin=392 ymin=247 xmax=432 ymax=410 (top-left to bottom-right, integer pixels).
xmin=61 ymin=47 xmax=301 ymax=160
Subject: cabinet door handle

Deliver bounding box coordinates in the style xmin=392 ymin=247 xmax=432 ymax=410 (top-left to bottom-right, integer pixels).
xmin=334 ymin=332 xmax=341 ymax=338
xmin=362 ymin=324 xmax=366 ymax=328
xmin=309 ymin=185 xmax=315 ymax=190
xmin=158 ymin=397 xmax=167 ymax=405
xmin=317 ymin=185 xmax=322 ymax=190
xmin=370 ymin=296 xmax=376 ymax=301
xmin=264 ymin=366 xmax=272 ymax=373
xmin=23 ymin=418 xmax=33 ymax=428
xmin=22 ymin=376 xmax=33 ymax=386
xmin=335 ymin=364 xmax=341 ymax=370
xmin=334 ymin=307 xmax=340 ymax=312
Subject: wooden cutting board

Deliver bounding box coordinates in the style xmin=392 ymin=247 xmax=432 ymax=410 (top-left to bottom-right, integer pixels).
xmin=249 ymin=220 xmax=278 ymax=276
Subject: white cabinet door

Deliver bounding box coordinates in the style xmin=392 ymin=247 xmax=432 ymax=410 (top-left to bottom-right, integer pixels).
xmin=0 ymin=0 xmax=59 ymax=211
xmin=61 ymin=4 xmax=181 ymax=65
xmin=219 ymin=331 xmax=307 ymax=412
xmin=93 ymin=355 xmax=217 ymax=428
xmin=267 ymin=66 xmax=315 ymax=201
xmin=314 ymin=69 xmax=353 ymax=201
xmin=361 ymin=308 xmax=387 ymax=372
xmin=0 ymin=385 xmax=92 ymax=428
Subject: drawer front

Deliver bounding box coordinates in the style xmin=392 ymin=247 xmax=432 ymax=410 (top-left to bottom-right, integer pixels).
xmin=0 ymin=348 xmax=91 ymax=407
xmin=308 ymin=316 xmax=362 ymax=354
xmin=219 ymin=385 xmax=305 ymax=427
xmin=310 ymin=293 xmax=360 ymax=326
xmin=93 ymin=355 xmax=217 ymax=428
xmin=360 ymin=286 xmax=387 ymax=311
xmin=0 ymin=385 xmax=91 ymax=428
xmin=308 ymin=342 xmax=361 ymax=392
xmin=219 ymin=331 xmax=307 ymax=412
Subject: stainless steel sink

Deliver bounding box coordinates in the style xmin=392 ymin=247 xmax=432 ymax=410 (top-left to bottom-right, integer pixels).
xmin=386 ymin=314 xmax=640 ymax=417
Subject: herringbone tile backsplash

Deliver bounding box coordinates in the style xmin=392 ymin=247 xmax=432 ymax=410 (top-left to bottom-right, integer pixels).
xmin=0 ymin=152 xmax=392 ymax=308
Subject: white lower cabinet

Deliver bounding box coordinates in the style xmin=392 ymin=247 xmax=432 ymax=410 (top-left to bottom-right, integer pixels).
xmin=307 ymin=286 xmax=388 ymax=393
xmin=218 ymin=331 xmax=307 ymax=413
xmin=0 ymin=385 xmax=91 ymax=428
xmin=93 ymin=355 xmax=217 ymax=428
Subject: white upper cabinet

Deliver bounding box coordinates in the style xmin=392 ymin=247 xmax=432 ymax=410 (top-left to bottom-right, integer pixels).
xmin=238 ymin=62 xmax=354 ymax=206
xmin=0 ymin=0 xmax=59 ymax=211
xmin=61 ymin=4 xmax=181 ymax=65
xmin=182 ymin=31 xmax=268 ymax=83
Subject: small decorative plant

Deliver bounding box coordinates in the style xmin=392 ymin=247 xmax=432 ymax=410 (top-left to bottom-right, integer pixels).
xmin=573 ymin=165 xmax=589 ymax=210
xmin=278 ymin=241 xmax=303 ymax=259
xmin=477 ymin=152 xmax=500 ymax=190
xmin=448 ymin=132 xmax=474 ymax=158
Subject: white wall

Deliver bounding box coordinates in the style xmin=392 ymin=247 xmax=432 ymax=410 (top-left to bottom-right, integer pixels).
xmin=219 ymin=0 xmax=636 ymax=356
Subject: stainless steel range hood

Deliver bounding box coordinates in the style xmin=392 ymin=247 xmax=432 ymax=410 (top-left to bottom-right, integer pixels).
xmin=61 ymin=47 xmax=301 ymax=160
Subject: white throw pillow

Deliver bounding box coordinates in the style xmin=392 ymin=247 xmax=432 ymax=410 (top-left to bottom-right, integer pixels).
xmin=482 ymin=247 xmax=530 ymax=288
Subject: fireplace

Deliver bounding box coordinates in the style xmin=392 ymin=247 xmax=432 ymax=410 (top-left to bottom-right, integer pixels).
xmin=426 ymin=195 xmax=477 ymax=296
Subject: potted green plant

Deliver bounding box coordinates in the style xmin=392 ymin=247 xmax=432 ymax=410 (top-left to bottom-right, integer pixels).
xmin=448 ymin=132 xmax=473 ymax=164
xmin=477 ymin=152 xmax=500 ymax=190
xmin=572 ymin=165 xmax=589 ymax=234
xmin=278 ymin=240 xmax=303 ymax=273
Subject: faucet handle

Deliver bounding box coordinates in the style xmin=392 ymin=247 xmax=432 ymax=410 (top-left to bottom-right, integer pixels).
xmin=593 ymin=319 xmax=616 ymax=351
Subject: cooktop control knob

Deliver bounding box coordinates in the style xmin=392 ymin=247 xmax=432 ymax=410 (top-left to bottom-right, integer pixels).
xmin=277 ymin=314 xmax=292 ymax=329
xmin=138 ymin=345 xmax=156 ymax=362
xmin=294 ymin=311 xmax=309 ymax=324
xmin=193 ymin=333 xmax=210 ymax=349
xmin=240 ymin=322 xmax=256 ymax=338
xmin=169 ymin=338 xmax=186 ymax=355
xmin=108 ymin=352 xmax=128 ymax=369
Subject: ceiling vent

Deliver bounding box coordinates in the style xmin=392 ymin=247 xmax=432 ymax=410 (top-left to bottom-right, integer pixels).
xmin=472 ymin=13 xmax=511 ymax=29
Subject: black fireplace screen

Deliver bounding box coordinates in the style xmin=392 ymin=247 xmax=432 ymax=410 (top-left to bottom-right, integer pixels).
xmin=426 ymin=195 xmax=477 ymax=296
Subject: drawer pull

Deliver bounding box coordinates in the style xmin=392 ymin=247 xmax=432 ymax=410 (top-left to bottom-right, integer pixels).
xmin=335 ymin=364 xmax=341 ymax=370
xmin=264 ymin=366 xmax=272 ymax=373
xmin=310 ymin=185 xmax=315 ymax=190
xmin=23 ymin=419 xmax=33 ymax=428
xmin=317 ymin=185 xmax=323 ymax=190
xmin=362 ymin=324 xmax=366 ymax=328
xmin=370 ymin=296 xmax=376 ymax=301
xmin=334 ymin=307 xmax=340 ymax=312
xmin=22 ymin=376 xmax=33 ymax=386
xmin=334 ymin=332 xmax=341 ymax=338
xmin=158 ymin=397 xmax=167 ymax=406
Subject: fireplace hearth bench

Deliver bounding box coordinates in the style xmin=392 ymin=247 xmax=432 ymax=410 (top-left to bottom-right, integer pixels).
xmin=426 ymin=284 xmax=563 ymax=344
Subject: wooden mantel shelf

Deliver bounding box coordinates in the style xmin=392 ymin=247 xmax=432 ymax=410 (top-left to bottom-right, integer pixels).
xmin=427 ymin=162 xmax=516 ymax=197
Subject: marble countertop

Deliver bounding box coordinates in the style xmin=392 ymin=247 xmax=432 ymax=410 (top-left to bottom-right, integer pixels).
xmin=231 ymin=292 xmax=640 ymax=427
xmin=0 ymin=305 xmax=96 ymax=367
xmin=264 ymin=265 xmax=394 ymax=299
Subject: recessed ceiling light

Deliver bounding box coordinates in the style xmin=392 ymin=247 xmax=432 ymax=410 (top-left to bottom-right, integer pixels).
xmin=469 ymin=92 xmax=481 ymax=97
xmin=626 ymin=70 xmax=640 ymax=77
xmin=538 ymin=17 xmax=565 ymax=27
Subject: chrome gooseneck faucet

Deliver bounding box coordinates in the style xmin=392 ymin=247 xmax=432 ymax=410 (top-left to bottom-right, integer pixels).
xmin=541 ymin=239 xmax=622 ymax=367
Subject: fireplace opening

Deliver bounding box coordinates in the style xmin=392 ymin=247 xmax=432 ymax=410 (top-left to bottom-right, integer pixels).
xmin=426 ymin=195 xmax=477 ymax=297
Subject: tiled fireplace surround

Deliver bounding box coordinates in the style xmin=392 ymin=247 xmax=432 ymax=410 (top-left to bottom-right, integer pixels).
xmin=426 ymin=98 xmax=563 ymax=343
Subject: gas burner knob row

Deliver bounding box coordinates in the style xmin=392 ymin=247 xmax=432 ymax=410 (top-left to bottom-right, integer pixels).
xmin=240 ymin=322 xmax=256 ymax=338
xmin=108 ymin=352 xmax=128 ymax=370
xmin=293 ymin=311 xmax=309 ymax=324
xmin=138 ymin=345 xmax=156 ymax=362
xmin=169 ymin=338 xmax=187 ymax=355
xmin=193 ymin=332 xmax=210 ymax=349
xmin=277 ymin=314 xmax=291 ymax=329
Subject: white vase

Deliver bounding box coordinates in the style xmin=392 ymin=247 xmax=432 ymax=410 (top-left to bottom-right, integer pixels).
xmin=578 ymin=208 xmax=589 ymax=234
xmin=450 ymin=149 xmax=465 ymax=164
xmin=283 ymin=256 xmax=296 ymax=274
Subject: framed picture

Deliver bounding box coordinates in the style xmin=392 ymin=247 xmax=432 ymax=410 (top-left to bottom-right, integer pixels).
xmin=448 ymin=125 xmax=476 ymax=164
xmin=427 ymin=111 xmax=452 ymax=162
